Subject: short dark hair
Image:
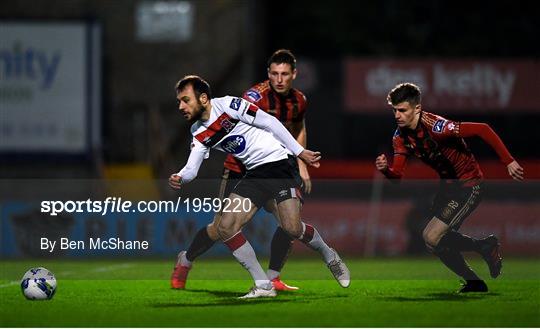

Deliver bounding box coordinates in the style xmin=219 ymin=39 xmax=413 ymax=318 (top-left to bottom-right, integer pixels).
xmin=175 ymin=75 xmax=212 ymax=99
xmin=267 ymin=49 xmax=296 ymax=70
xmin=387 ymin=83 xmax=421 ymax=106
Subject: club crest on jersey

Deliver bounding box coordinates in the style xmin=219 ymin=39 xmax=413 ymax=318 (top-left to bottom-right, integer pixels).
xmin=220 ymin=135 xmax=246 ymax=154
xmin=433 ymin=120 xmax=447 ymax=133
xmin=220 ymin=118 xmax=235 ymax=132
xmin=447 ymin=122 xmax=455 ymax=130
xmin=245 ymin=90 xmax=262 ymax=102
xmin=229 ymin=97 xmax=242 ymax=111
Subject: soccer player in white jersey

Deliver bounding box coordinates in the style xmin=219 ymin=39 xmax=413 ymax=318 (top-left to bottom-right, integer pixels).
xmin=169 ymin=75 xmax=350 ymax=298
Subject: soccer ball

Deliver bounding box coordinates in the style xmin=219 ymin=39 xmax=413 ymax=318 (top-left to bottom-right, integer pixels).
xmin=20 ymin=267 xmax=57 ymax=300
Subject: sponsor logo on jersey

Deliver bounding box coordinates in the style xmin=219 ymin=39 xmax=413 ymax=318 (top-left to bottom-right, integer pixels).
xmin=220 ymin=135 xmax=246 ymax=154
xmin=229 ymin=97 xmax=242 ymax=111
xmin=245 ymin=90 xmax=262 ymax=102
xmin=433 ymin=120 xmax=447 ymax=133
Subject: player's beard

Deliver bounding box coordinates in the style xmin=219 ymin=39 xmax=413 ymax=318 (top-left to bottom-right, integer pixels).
xmin=189 ymin=102 xmax=206 ymax=123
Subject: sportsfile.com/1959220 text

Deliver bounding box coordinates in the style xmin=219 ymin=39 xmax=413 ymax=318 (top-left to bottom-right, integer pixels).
xmin=40 ymin=197 xmax=253 ymax=216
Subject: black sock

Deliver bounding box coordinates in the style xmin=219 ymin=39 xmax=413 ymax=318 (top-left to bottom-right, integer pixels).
xmin=438 ymin=230 xmax=480 ymax=253
xmin=186 ymin=227 xmax=215 ymax=262
xmin=268 ymin=227 xmax=294 ymax=272
xmin=435 ymin=248 xmax=481 ymax=281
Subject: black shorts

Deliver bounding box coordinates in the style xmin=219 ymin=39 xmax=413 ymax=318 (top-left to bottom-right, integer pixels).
xmin=218 ymin=168 xmax=245 ymax=200
xmin=431 ymin=183 xmax=482 ymax=229
xmin=231 ymin=156 xmax=303 ymax=209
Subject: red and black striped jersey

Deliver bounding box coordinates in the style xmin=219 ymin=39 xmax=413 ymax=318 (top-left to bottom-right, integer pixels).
xmin=391 ymin=111 xmax=483 ymax=183
xmin=224 ymin=80 xmax=308 ymax=173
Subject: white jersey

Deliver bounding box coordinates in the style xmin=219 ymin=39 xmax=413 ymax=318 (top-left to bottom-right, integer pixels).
xmin=177 ymin=96 xmax=304 ymax=184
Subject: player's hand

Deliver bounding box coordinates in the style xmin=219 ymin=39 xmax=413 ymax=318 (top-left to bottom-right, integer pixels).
xmin=507 ymin=160 xmax=524 ymax=181
xmin=299 ymin=149 xmax=321 ymax=168
xmin=375 ymin=154 xmax=388 ymax=172
xmin=169 ymin=174 xmax=182 ymax=190
xmin=298 ymin=161 xmax=312 ymax=194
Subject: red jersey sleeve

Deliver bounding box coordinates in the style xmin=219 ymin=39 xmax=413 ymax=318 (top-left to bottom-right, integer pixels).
xmin=392 ymin=130 xmax=409 ymax=156
xmin=383 ymin=130 xmax=409 ymax=179
xmin=457 ymin=122 xmax=515 ymax=165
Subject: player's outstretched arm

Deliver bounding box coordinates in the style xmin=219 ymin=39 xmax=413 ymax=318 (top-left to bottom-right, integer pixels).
xmin=459 ymin=122 xmax=524 ymax=181
xmin=251 ymin=109 xmax=304 ymax=156
xmin=459 ymin=122 xmax=514 ymax=164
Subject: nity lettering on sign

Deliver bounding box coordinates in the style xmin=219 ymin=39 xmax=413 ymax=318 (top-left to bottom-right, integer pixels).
xmin=0 ymin=41 xmax=61 ymax=90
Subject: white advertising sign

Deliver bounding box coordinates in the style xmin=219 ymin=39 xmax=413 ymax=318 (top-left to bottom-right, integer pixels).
xmin=0 ymin=22 xmax=90 ymax=153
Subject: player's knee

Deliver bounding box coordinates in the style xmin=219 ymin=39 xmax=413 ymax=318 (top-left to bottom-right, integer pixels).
xmin=422 ymin=228 xmax=441 ymax=249
xmin=216 ymin=219 xmax=236 ymax=240
xmin=281 ymin=220 xmax=302 ymax=239
xmin=206 ymin=223 xmax=220 ymax=241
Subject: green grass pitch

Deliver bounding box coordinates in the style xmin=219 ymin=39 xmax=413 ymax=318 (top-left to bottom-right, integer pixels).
xmin=1 ymin=257 xmax=539 ymax=327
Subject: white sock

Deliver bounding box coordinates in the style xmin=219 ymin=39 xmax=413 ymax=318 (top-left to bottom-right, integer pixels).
xmin=300 ymin=222 xmax=335 ymax=264
xmin=225 ymin=232 xmax=272 ymax=289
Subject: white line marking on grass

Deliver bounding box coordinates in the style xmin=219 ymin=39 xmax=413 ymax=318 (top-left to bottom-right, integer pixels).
xmin=92 ymin=263 xmax=133 ymax=272
xmin=0 ymin=281 xmax=19 ymax=288
xmin=1 ymin=263 xmax=133 ymax=285
xmin=53 ymin=264 xmax=133 ymax=277
xmin=58 ymin=271 xmax=74 ymax=276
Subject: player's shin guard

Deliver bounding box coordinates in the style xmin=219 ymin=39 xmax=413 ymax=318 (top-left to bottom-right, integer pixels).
xmin=299 ymin=222 xmax=334 ymax=263
xmin=268 ymin=227 xmax=294 ymax=278
xmin=186 ymin=226 xmax=216 ymax=263
xmin=224 ymin=232 xmax=271 ymax=289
